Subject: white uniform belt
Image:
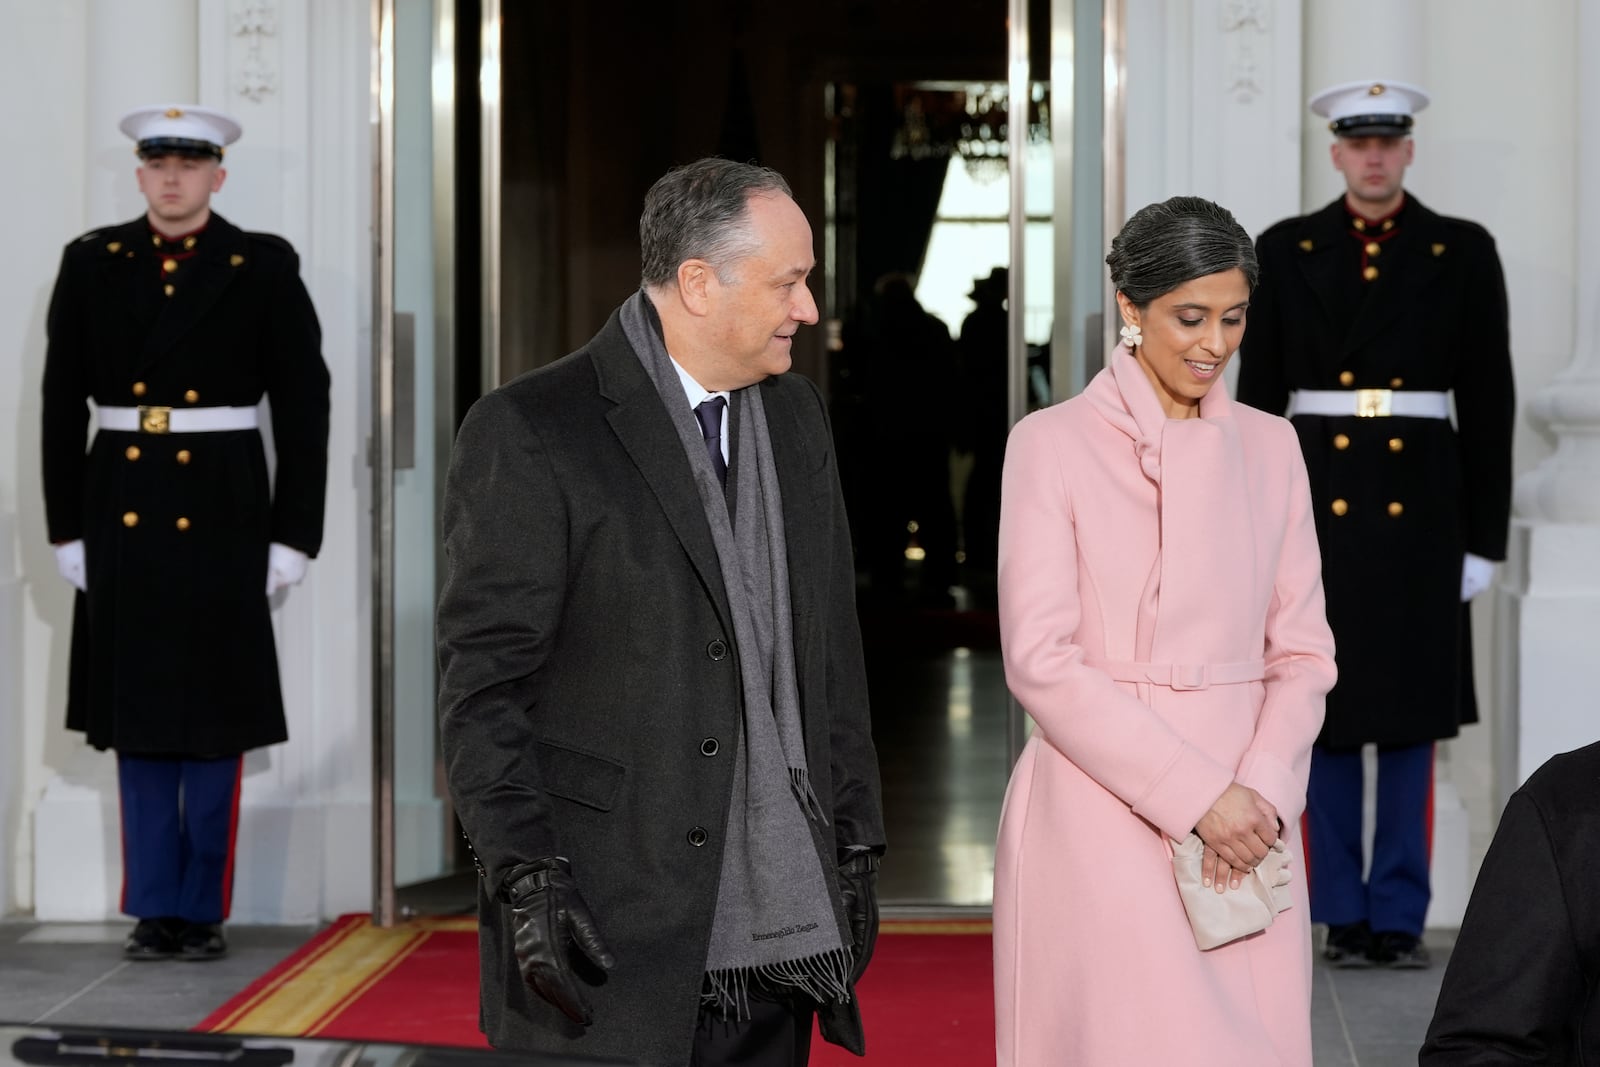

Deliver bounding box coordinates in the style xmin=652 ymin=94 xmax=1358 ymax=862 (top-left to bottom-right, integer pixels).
xmin=1087 ymin=658 xmax=1266 ymax=692
xmin=97 ymin=404 xmax=260 ymax=433
xmin=1287 ymin=389 xmax=1450 ymax=419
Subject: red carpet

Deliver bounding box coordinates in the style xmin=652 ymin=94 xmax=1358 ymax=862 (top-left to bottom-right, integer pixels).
xmin=200 ymin=915 xmax=994 ymax=1064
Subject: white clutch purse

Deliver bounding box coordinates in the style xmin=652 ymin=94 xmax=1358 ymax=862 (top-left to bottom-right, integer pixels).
xmin=1170 ymin=833 xmax=1294 ymax=950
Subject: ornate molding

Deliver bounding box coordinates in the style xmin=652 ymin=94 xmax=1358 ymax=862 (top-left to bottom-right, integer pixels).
xmin=1219 ymin=0 xmax=1271 ymax=103
xmin=231 ymin=0 xmax=279 ymax=102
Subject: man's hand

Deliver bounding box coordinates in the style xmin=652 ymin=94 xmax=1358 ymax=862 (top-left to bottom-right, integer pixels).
xmin=837 ymin=850 xmax=881 ymax=983
xmin=1194 ymin=782 xmax=1279 ymax=883
xmin=505 ymin=858 xmax=615 ymax=1026
xmin=53 ymin=540 xmax=86 ymax=592
xmin=265 ymin=543 xmax=308 ymax=596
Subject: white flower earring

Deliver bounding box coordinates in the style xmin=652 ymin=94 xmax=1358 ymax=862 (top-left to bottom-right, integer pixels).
xmin=1119 ymin=322 xmax=1143 ymax=347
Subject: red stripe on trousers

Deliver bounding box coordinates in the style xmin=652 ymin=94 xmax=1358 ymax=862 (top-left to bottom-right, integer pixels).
xmin=220 ymin=757 xmax=244 ymax=920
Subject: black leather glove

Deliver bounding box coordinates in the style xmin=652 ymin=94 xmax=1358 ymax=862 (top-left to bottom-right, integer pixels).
xmin=836 ymin=850 xmax=881 ymax=984
xmin=504 ymin=857 xmax=616 ymax=1026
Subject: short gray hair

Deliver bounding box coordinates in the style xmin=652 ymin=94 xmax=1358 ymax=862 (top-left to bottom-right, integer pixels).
xmin=639 ymin=158 xmax=793 ymax=289
xmin=1106 ymin=196 xmax=1258 ymax=307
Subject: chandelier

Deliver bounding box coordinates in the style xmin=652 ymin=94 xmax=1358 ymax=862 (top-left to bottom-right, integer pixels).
xmin=889 ymin=81 xmax=1051 ymax=183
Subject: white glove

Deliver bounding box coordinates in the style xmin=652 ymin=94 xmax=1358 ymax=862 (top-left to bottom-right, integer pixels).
xmin=1461 ymin=552 xmax=1496 ymax=602
xmin=53 ymin=540 xmax=87 ymax=592
xmin=266 ymin=543 xmax=310 ymax=596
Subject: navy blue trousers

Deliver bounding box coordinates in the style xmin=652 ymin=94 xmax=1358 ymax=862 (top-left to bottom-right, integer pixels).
xmin=1305 ymin=742 xmax=1434 ymax=936
xmin=117 ymin=754 xmax=243 ymax=923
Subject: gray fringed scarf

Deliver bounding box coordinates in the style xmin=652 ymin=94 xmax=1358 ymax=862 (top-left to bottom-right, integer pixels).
xmin=620 ymin=291 xmax=852 ymax=1018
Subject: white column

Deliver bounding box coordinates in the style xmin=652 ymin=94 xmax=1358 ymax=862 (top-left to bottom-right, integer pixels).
xmin=1300 ymin=0 xmax=1424 ymax=210
xmin=1502 ymin=0 xmax=1600 ymax=801
xmin=84 ymin=0 xmax=199 ymax=224
xmin=0 ymin=513 xmax=20 ymax=917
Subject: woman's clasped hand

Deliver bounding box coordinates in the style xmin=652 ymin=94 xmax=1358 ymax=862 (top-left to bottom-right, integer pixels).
xmin=1194 ymin=781 xmax=1281 ymax=892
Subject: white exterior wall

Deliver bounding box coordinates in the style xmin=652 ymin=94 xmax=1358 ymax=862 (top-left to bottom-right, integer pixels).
xmin=2 ymin=0 xmax=373 ymax=921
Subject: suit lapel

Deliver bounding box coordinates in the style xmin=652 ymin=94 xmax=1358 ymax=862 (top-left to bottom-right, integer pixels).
xmin=139 ymin=213 xmax=248 ymax=369
xmin=592 ymin=316 xmax=735 ymax=632
xmin=1340 ymin=197 xmax=1447 ymax=356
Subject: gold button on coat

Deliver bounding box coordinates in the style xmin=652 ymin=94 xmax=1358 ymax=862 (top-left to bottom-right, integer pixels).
xmin=125 ymin=445 xmax=141 ymax=461
xmin=122 ymin=511 xmax=139 ymax=528
xmin=184 ymin=389 xmax=199 ymax=403
xmin=1390 ymin=377 xmax=1404 ymax=388
xmin=175 ymin=517 xmax=191 ymax=531
xmin=176 ymin=450 xmax=192 ymax=465
xmin=1388 ymin=502 xmax=1404 ymax=517
xmin=164 ymin=284 xmax=175 ymax=297
xmin=1365 ymin=242 xmax=1381 ymax=256
xmin=163 ymin=259 xmax=178 ymax=274
xmin=1389 ymin=437 xmax=1405 ymax=452
xmin=1363 ymin=265 xmax=1380 ymax=281
xmin=1339 ymin=371 xmax=1355 ymax=387
xmin=1331 ymin=499 xmax=1349 ymax=517
xmin=1333 ymin=434 xmax=1350 ymax=450
xmin=132 ymin=381 xmax=148 ymax=397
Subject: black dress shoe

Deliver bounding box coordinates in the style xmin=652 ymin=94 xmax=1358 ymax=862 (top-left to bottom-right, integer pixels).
xmin=177 ymin=922 xmax=228 ymax=961
xmin=124 ymin=918 xmax=179 ymax=961
xmin=1322 ymin=921 xmax=1374 ymax=968
xmin=1369 ymin=931 xmax=1430 ymax=969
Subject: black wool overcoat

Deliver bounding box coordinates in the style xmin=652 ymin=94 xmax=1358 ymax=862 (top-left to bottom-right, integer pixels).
xmin=41 ymin=213 xmax=329 ymax=755
xmin=436 ymin=309 xmax=886 ymax=1065
xmin=1420 ymin=740 xmax=1600 ymax=1062
xmin=1237 ymin=194 xmax=1515 ymax=749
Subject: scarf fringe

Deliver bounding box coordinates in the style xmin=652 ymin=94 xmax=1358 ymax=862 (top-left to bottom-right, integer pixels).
xmin=701 ymin=946 xmax=856 ymax=1020
xmin=789 ymin=767 xmax=826 ymax=822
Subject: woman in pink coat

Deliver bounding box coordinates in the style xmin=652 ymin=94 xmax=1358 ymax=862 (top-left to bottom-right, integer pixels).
xmin=993 ymin=197 xmax=1337 ymax=1066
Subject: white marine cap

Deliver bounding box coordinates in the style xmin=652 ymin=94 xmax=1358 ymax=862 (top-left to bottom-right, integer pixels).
xmin=118 ymin=104 xmax=242 ymax=160
xmin=1308 ymin=80 xmax=1429 ymax=137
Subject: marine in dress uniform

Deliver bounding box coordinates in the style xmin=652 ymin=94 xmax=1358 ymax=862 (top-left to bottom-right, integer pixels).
xmin=40 ymin=106 xmax=330 ymax=961
xmin=1237 ymin=81 xmax=1515 ymax=969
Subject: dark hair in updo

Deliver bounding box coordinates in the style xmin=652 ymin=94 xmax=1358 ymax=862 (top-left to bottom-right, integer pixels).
xmin=1106 ymin=196 xmax=1257 ymax=307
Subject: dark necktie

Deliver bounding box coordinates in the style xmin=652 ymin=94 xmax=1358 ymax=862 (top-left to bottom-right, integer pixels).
xmin=694 ymin=396 xmax=728 ymax=486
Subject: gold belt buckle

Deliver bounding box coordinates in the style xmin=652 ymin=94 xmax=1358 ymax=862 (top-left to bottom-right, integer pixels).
xmin=138 ymin=405 xmax=173 ymax=433
xmin=1355 ymin=389 xmax=1393 ymax=417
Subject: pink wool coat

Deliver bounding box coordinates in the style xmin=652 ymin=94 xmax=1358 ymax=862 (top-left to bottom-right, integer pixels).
xmin=993 ymin=347 xmax=1337 ymax=1066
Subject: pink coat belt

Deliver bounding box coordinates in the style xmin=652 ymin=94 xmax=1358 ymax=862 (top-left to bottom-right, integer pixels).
xmin=1086 ymin=657 xmax=1266 ymax=692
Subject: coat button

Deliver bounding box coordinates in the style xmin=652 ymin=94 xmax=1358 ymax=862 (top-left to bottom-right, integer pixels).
xmin=687 ymin=826 xmax=708 ymax=847
xmin=1363 ymin=265 xmax=1380 ymax=282
xmin=132 ymin=381 xmax=148 ymax=397
xmin=122 ymin=511 xmax=139 ymax=528
xmin=1364 ymin=241 xmax=1380 ymax=256
xmin=706 ymin=639 xmax=728 ymax=661
xmin=1389 ymin=377 xmax=1404 ymax=388
xmin=176 ymin=450 xmax=192 ymax=465
xmin=175 ymin=517 xmax=191 ymax=531
xmin=700 ymin=737 xmax=719 ymax=757
xmin=1388 ymin=437 xmax=1404 ymax=452
xmin=162 ymin=258 xmax=178 ymax=274
xmin=1330 ymin=499 xmax=1349 ymax=517
xmin=125 ymin=445 xmax=141 ymax=461
xmin=184 ymin=389 xmax=199 ymax=404
xmin=1332 ymin=434 xmax=1350 ymax=450
xmin=1387 ymin=502 xmax=1404 ymax=518
xmin=1338 ymin=371 xmax=1355 ymax=387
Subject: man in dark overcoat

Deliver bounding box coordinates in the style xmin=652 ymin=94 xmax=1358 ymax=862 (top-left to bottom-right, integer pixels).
xmin=40 ymin=105 xmax=329 ymax=961
xmin=1420 ymin=739 xmax=1600 ymax=1062
xmin=436 ymin=158 xmax=885 ymax=1066
xmin=1237 ymin=80 xmax=1515 ymax=970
